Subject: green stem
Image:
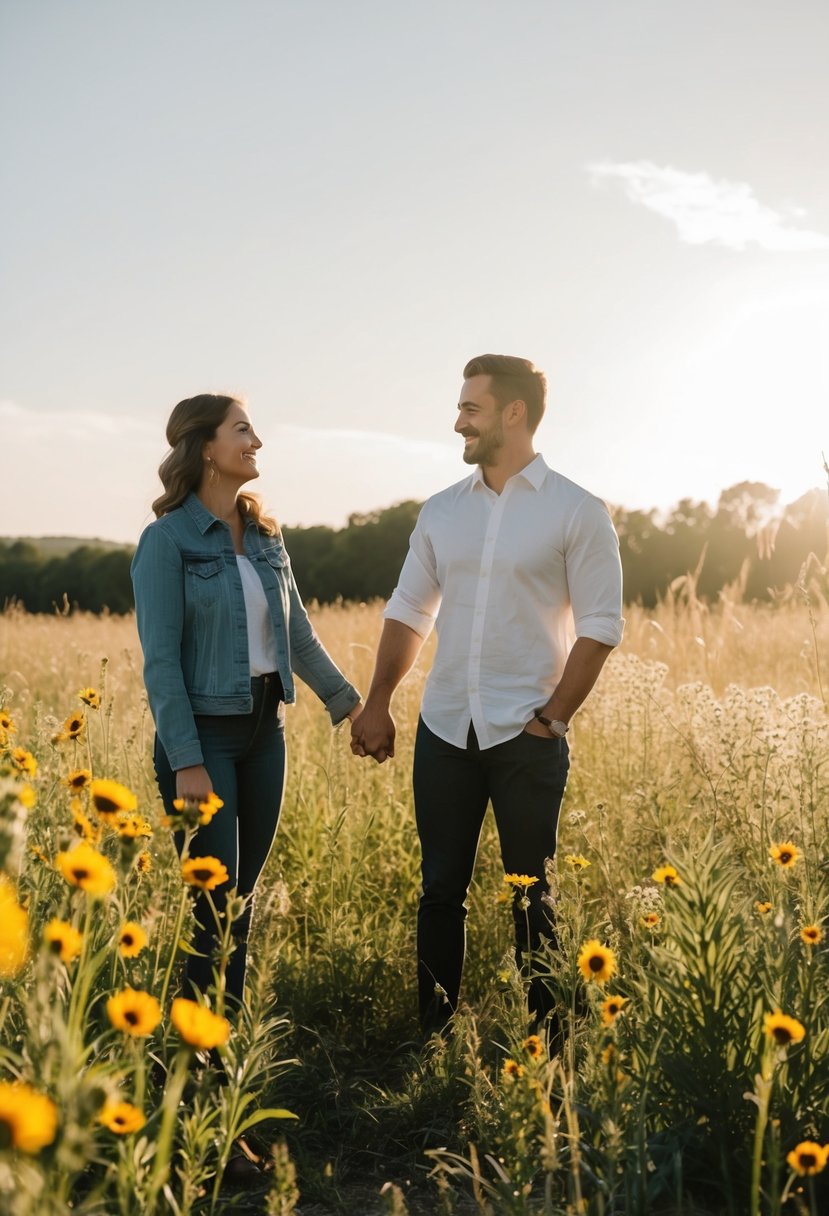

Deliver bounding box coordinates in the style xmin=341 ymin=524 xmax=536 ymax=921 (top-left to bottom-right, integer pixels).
xmin=750 ymin=1046 xmax=774 ymax=1216
xmin=145 ymin=1048 xmax=190 ymax=1214
xmin=158 ymin=885 xmax=190 ymax=1013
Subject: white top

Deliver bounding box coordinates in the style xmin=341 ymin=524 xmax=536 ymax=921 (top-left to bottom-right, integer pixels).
xmin=384 ymin=454 xmax=624 ymax=750
xmin=236 ymin=556 xmax=280 ymax=677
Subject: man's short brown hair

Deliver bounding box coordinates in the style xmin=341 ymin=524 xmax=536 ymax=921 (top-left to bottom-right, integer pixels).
xmin=463 ymin=354 xmax=547 ymax=434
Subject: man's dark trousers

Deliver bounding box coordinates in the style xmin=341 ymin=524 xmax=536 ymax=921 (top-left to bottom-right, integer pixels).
xmin=413 ymin=716 xmax=570 ymax=1032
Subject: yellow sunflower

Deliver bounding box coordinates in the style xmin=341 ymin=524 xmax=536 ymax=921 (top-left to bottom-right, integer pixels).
xmin=55 ymin=841 xmax=116 ymax=897
xmin=652 ymin=864 xmax=681 ymax=887
xmin=116 ymin=814 xmax=153 ymax=840
xmin=117 ymin=922 xmax=148 ymax=958
xmin=0 ymin=707 xmax=17 ymax=735
xmin=501 ymin=1059 xmax=525 ymax=1080
xmin=755 ymin=901 xmax=773 ymax=915
xmin=800 ymin=924 xmax=823 ymax=947
xmin=171 ymin=998 xmax=230 ymax=1049
xmin=55 ymin=712 xmax=86 ymax=743
xmin=181 ymin=856 xmax=229 ymax=891
xmin=98 ymin=1100 xmax=145 ymax=1135
xmin=135 ymin=850 xmax=152 ymax=876
xmin=640 ymin=912 xmax=661 ymax=929
xmin=0 ymin=1082 xmax=58 ymax=1153
xmin=763 ymin=1010 xmax=806 ymax=1048
xmin=10 ymin=747 xmax=37 ymax=777
xmin=90 ymin=779 xmax=137 ymax=821
xmin=63 ymin=768 xmax=92 ymax=793
xmin=522 ymin=1034 xmax=544 ymax=1059
xmin=71 ymin=802 xmax=102 ymax=844
xmin=769 ymin=841 xmax=799 ymax=868
xmin=577 ymin=939 xmax=617 ymax=985
xmin=503 ymin=873 xmax=539 ymax=890
xmin=564 ymin=854 xmax=591 ymax=870
xmin=106 ymin=988 xmax=161 ymax=1037
xmin=601 ymin=995 xmax=628 ymax=1025
xmin=0 ymin=875 xmax=29 ymax=978
xmin=786 ymin=1141 xmax=828 ymax=1177
xmin=43 ymin=919 xmax=83 ymax=964
xmin=18 ymin=784 xmax=36 ymax=809
xmin=78 ymin=688 xmax=101 ymax=709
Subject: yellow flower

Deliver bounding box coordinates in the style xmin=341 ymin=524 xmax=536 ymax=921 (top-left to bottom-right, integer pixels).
xmin=43 ymin=918 xmax=83 ymax=963
xmin=71 ymin=802 xmax=102 ymax=844
xmin=755 ymin=901 xmax=773 ymax=915
xmin=117 ymin=922 xmax=148 ymax=958
xmin=90 ymin=779 xmax=137 ymax=822
xmin=171 ymin=998 xmax=230 ymax=1049
xmin=171 ymin=791 xmax=225 ymax=829
xmin=64 ymin=768 xmax=92 ymax=792
xmin=522 ymin=1034 xmax=544 ymax=1059
xmin=55 ymin=712 xmax=86 ymax=743
xmin=0 ymin=876 xmax=29 ymax=978
xmin=564 ymin=854 xmax=591 ymax=870
xmin=601 ymin=995 xmax=628 ymax=1025
xmin=640 ymin=912 xmax=661 ymax=929
xmin=182 ymin=856 xmax=229 ymax=891
xmin=501 ymin=1058 xmax=525 ymax=1080
xmin=0 ymin=708 xmax=17 ymax=735
xmin=18 ymin=784 xmax=36 ymax=809
xmin=136 ymin=850 xmax=152 ymax=876
xmin=55 ymin=841 xmax=116 ymax=897
xmin=0 ymin=1081 xmax=58 ymax=1153
xmin=116 ymin=814 xmax=153 ymax=840
xmin=769 ymin=841 xmax=799 ymax=868
xmin=503 ymin=873 xmax=539 ymax=890
xmin=10 ymin=747 xmax=37 ymax=777
xmin=78 ymin=688 xmax=101 ymax=709
xmin=763 ymin=1010 xmax=806 ymax=1048
xmin=786 ymin=1141 xmax=828 ymax=1177
xmin=107 ymin=988 xmax=162 ymax=1037
xmin=800 ymin=924 xmax=823 ymax=947
xmin=197 ymin=792 xmax=224 ymax=826
xmin=98 ymin=1100 xmax=145 ymax=1135
xmin=494 ymin=889 xmax=511 ymax=905
xmin=577 ymin=939 xmax=617 ymax=986
xmin=652 ymin=864 xmax=681 ymax=887
xmin=601 ymin=1043 xmax=617 ymax=1065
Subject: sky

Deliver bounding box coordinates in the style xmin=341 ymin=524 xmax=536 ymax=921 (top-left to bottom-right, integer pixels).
xmin=2 ymin=0 xmax=828 ymax=542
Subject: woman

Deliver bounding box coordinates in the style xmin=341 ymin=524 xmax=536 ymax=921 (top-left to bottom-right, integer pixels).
xmin=131 ymin=393 xmax=361 ymax=1004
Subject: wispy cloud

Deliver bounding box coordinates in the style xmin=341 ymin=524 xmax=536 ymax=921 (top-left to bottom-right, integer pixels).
xmin=587 ymin=161 xmax=829 ymax=252
xmin=273 ymin=422 xmax=457 ymax=463
xmin=0 ymin=401 xmax=155 ymax=439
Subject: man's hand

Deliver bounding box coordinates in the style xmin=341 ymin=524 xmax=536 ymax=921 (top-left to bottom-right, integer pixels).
xmin=350 ymin=700 xmax=396 ymax=763
xmin=175 ymin=764 xmax=213 ymax=803
xmin=522 ymin=716 xmax=554 ymax=739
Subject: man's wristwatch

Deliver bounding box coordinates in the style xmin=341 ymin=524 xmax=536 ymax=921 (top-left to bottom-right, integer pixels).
xmin=534 ymin=710 xmax=569 ymax=738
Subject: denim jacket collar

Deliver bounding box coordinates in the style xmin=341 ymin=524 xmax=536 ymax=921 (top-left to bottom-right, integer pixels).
xmin=181 ymin=492 xmax=261 ymax=538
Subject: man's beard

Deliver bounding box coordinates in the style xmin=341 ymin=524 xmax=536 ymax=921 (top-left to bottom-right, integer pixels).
xmin=462 ymin=425 xmax=504 ymax=466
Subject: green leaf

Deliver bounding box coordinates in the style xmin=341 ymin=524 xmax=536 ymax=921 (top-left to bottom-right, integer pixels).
xmin=236 ymin=1107 xmax=298 ymax=1134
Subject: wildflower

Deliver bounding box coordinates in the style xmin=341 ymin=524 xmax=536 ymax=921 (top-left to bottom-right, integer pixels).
xmin=18 ymin=784 xmax=36 ymax=809
xmin=182 ymin=856 xmax=229 ymax=891
xmin=43 ymin=919 xmax=83 ymax=963
xmin=136 ymin=850 xmax=152 ymax=875
xmin=763 ymin=1010 xmax=806 ymax=1048
xmin=90 ymin=779 xmax=137 ymax=822
xmin=786 ymin=1141 xmax=828 ymax=1176
xmin=769 ymin=841 xmax=799 ymax=868
xmin=494 ymin=889 xmax=510 ymax=905
xmin=652 ymin=864 xmax=681 ymax=887
xmin=502 ymin=1059 xmax=525 ymax=1080
xmin=107 ymin=988 xmax=161 ymax=1037
xmin=640 ymin=912 xmax=661 ymax=929
xmin=71 ymin=802 xmax=101 ymax=844
xmin=522 ymin=1034 xmax=544 ymax=1059
xmin=63 ymin=768 xmax=92 ymax=793
xmin=172 ymin=791 xmax=224 ymax=829
xmin=0 ymin=708 xmax=17 ymax=735
xmin=496 ymin=968 xmax=511 ymax=984
xmin=197 ymin=791 xmax=223 ymax=826
xmin=0 ymin=1082 xmax=58 ymax=1153
xmin=0 ymin=876 xmax=29 ymax=978
xmin=601 ymin=995 xmax=628 ymax=1025
xmin=601 ymin=1043 xmax=617 ymax=1065
xmin=9 ymin=747 xmax=37 ymax=777
xmin=755 ymin=901 xmax=773 ymax=915
xmin=55 ymin=712 xmax=86 ymax=743
xmin=117 ymin=922 xmax=148 ymax=958
xmin=78 ymin=688 xmax=100 ymax=709
xmin=800 ymin=924 xmax=823 ymax=947
xmin=171 ymin=998 xmax=230 ymax=1049
xmin=55 ymin=841 xmax=116 ymax=896
xmin=117 ymin=814 xmax=153 ymax=840
xmin=98 ymin=1100 xmax=145 ymax=1135
xmin=503 ymin=873 xmax=539 ymax=890
xmin=577 ymin=939 xmax=616 ymax=985
xmin=564 ymin=854 xmax=591 ymax=870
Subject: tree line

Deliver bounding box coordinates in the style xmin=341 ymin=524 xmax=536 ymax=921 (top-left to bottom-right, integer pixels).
xmin=1 ymin=482 xmax=827 ymax=615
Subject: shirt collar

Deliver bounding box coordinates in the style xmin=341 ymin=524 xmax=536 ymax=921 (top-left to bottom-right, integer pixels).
xmin=182 ymin=492 xmax=222 ymax=535
xmin=469 ymin=453 xmax=548 ymax=493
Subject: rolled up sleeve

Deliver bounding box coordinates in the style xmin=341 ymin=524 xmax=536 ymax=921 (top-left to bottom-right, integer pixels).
xmin=131 ymin=525 xmax=205 ymax=770
xmin=383 ymin=511 xmax=442 ymax=639
xmin=564 ymin=496 xmax=625 ymax=647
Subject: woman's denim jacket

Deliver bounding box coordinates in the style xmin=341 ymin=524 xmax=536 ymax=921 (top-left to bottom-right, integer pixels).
xmin=130 ymin=493 xmax=360 ymax=771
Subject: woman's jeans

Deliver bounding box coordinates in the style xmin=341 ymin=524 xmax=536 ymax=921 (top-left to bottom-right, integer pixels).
xmin=153 ymin=673 xmax=286 ymax=1004
xmin=413 ymin=717 xmax=570 ymax=1033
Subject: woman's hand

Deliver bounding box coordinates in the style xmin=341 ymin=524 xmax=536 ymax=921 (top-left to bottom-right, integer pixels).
xmin=175 ymin=765 xmax=213 ymax=804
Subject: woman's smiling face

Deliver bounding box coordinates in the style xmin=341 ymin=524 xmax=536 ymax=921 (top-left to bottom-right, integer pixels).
xmin=203 ymin=401 xmax=262 ymax=484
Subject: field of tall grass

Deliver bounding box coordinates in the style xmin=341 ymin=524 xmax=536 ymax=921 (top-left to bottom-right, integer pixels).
xmin=1 ymin=591 xmax=828 ymax=1215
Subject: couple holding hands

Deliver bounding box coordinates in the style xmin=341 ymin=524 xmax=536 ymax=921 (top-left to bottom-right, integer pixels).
xmin=131 ymin=353 xmax=624 ymax=1035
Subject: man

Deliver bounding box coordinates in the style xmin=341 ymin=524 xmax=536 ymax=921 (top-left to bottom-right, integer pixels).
xmin=351 ymin=354 xmax=624 ymax=1033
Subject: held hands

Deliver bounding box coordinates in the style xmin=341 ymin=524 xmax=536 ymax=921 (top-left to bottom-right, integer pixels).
xmin=349 ymin=699 xmax=396 ymax=764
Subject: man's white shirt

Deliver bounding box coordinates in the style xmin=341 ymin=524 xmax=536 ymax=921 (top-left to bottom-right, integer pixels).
xmin=384 ymin=454 xmax=624 ymax=750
